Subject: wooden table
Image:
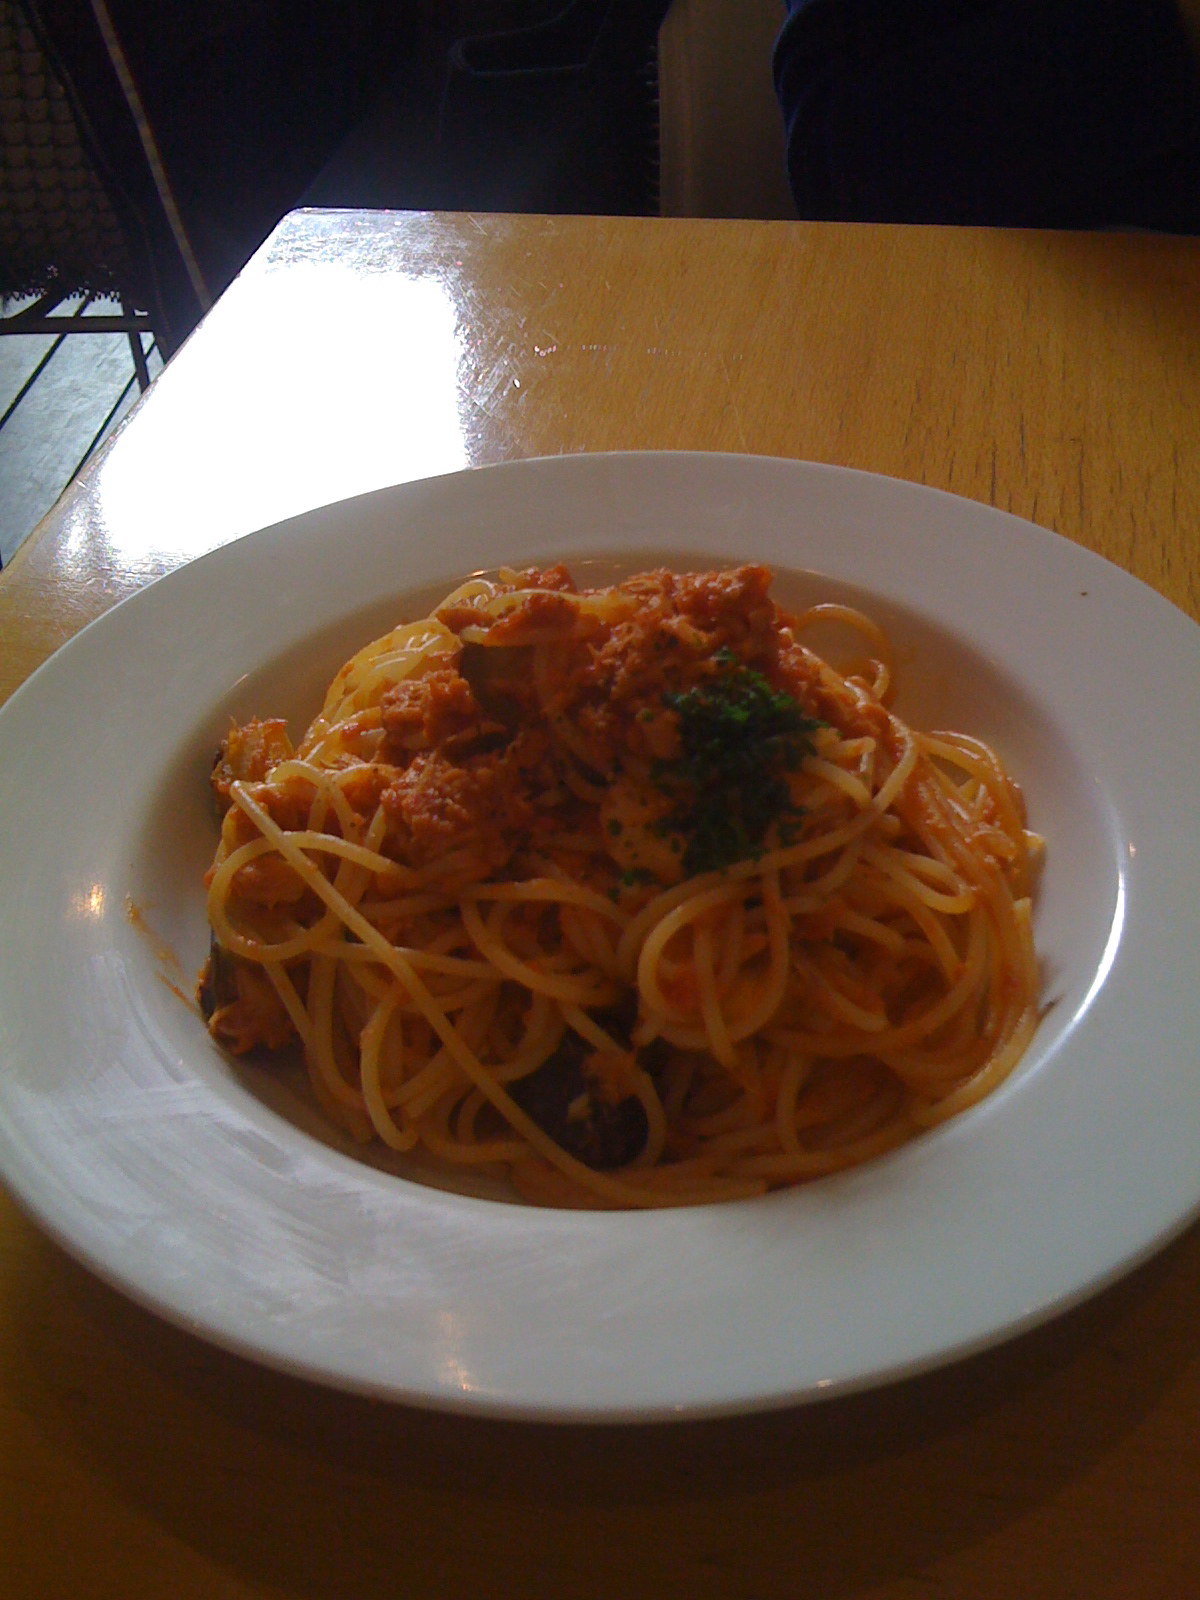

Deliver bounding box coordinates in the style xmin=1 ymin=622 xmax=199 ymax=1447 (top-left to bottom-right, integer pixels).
xmin=3 ymin=209 xmax=1200 ymax=1598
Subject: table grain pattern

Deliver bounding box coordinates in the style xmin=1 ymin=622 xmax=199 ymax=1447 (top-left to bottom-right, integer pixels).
xmin=2 ymin=209 xmax=1200 ymax=1599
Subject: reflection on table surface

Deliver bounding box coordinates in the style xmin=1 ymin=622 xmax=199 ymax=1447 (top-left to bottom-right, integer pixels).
xmin=2 ymin=207 xmax=1200 ymax=1599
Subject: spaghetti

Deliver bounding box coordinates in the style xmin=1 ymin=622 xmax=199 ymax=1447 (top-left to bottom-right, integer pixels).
xmin=199 ymin=564 xmax=1042 ymax=1208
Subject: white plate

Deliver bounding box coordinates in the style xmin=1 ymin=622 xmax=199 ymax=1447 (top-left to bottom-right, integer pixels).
xmin=1 ymin=452 xmax=1199 ymax=1422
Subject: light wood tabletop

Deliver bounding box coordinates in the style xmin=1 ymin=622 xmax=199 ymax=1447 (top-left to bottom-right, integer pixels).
xmin=2 ymin=208 xmax=1200 ymax=1598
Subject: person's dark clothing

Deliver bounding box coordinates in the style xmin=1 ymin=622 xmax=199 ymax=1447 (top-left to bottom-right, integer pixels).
xmin=773 ymin=0 xmax=1200 ymax=230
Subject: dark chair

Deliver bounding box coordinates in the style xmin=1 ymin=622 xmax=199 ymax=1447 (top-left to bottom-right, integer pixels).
xmin=2 ymin=0 xmax=415 ymax=566
xmin=4 ymin=0 xmax=418 ymax=359
xmin=1 ymin=1 xmax=158 ymax=400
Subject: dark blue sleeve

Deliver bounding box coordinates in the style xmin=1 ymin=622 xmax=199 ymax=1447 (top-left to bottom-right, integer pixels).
xmin=773 ymin=0 xmax=1200 ymax=228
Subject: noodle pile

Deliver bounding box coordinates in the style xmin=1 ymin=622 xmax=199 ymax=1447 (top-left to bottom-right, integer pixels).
xmin=199 ymin=564 xmax=1042 ymax=1208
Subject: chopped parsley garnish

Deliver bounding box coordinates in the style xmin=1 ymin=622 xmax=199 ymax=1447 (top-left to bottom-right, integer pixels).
xmin=620 ymin=866 xmax=656 ymax=887
xmin=609 ymin=866 xmax=656 ymax=900
xmin=654 ymin=651 xmax=820 ymax=874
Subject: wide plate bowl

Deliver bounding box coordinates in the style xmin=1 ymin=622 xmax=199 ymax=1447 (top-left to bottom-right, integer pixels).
xmin=1 ymin=451 xmax=1198 ymax=1421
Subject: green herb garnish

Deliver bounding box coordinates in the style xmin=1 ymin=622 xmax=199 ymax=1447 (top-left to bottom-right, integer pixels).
xmin=655 ymin=651 xmax=820 ymax=874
